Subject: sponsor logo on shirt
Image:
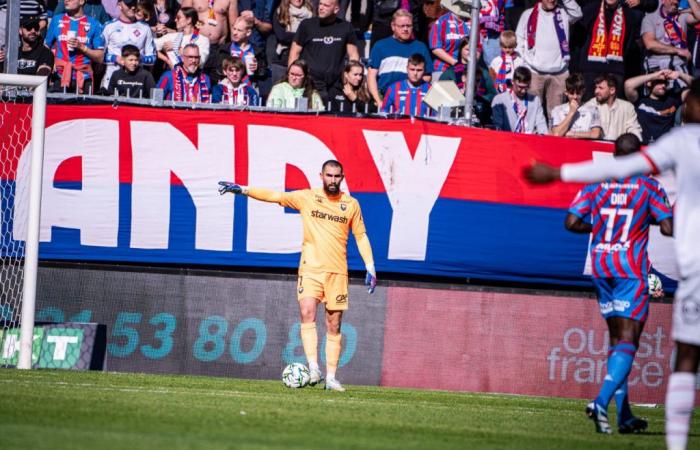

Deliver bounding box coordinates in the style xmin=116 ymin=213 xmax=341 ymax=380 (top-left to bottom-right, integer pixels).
xmin=312 ymin=36 xmax=342 ymax=45
xmin=311 ymin=210 xmax=348 ymax=224
xmin=593 ymin=241 xmax=631 ymax=253
xmin=335 ymin=294 xmax=348 ymax=304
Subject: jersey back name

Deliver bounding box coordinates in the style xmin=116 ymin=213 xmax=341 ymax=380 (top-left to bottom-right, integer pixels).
xmin=280 ymin=188 xmax=367 ymax=275
xmin=568 ymin=175 xmax=672 ymax=279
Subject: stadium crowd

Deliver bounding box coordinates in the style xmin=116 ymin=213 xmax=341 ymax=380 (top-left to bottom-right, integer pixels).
xmin=2 ymin=0 xmax=699 ymax=142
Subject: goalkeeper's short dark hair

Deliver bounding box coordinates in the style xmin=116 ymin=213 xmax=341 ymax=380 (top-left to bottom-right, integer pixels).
xmin=322 ymin=160 xmax=343 ymax=173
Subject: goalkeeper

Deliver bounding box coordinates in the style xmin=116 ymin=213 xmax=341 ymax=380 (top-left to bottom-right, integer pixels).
xmin=219 ymin=160 xmax=377 ymax=392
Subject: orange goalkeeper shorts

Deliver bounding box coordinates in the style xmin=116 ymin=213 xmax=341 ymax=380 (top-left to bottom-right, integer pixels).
xmin=296 ymin=271 xmax=349 ymax=310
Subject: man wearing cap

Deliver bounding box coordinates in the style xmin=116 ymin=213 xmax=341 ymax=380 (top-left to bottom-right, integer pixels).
xmin=45 ymin=0 xmax=105 ymax=93
xmin=17 ymin=17 xmax=54 ymax=76
xmin=101 ymin=0 xmax=156 ymax=92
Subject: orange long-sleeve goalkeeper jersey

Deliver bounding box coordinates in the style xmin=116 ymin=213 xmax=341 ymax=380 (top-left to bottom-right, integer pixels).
xmin=247 ymin=187 xmax=374 ymax=275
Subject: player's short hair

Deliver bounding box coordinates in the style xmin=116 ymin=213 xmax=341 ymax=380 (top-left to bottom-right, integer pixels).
xmin=565 ymin=73 xmax=585 ymax=94
xmin=121 ymin=44 xmax=140 ymax=58
xmin=614 ymin=133 xmax=641 ymax=157
xmin=594 ymin=73 xmax=618 ymax=90
xmin=322 ymin=160 xmax=343 ymax=173
xmin=513 ymin=66 xmax=531 ymax=84
xmin=221 ymin=55 xmax=245 ymax=73
xmin=499 ymin=30 xmax=516 ymax=49
xmin=407 ymin=53 xmax=426 ymax=67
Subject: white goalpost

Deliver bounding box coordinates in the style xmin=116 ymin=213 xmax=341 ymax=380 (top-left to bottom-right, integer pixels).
xmin=0 ymin=74 xmax=47 ymax=370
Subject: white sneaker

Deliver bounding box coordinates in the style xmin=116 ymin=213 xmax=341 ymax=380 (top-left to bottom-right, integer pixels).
xmin=308 ymin=367 xmax=323 ymax=386
xmin=325 ymin=377 xmax=346 ymax=392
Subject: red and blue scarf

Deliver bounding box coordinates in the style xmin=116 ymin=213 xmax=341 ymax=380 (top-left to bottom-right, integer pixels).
xmin=527 ymin=2 xmax=570 ymax=61
xmin=172 ymin=66 xmax=210 ymax=102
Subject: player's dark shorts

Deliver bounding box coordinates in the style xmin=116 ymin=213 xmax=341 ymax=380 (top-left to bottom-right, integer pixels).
xmin=593 ymin=277 xmax=649 ymax=322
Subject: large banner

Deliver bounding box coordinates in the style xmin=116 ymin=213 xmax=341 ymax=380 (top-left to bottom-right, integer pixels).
xmin=2 ymin=104 xmax=679 ymax=286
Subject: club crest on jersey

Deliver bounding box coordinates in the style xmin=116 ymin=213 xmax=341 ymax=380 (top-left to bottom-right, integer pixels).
xmin=298 ymin=286 xmax=304 ymax=294
xmin=133 ymin=29 xmax=141 ymax=37
xmin=84 ymin=23 xmax=91 ymax=32
xmin=315 ymin=195 xmax=323 ymax=203
xmin=340 ymin=203 xmax=347 ymax=211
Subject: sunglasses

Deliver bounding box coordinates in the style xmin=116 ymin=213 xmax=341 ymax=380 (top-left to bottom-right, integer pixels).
xmin=22 ymin=22 xmax=40 ymax=30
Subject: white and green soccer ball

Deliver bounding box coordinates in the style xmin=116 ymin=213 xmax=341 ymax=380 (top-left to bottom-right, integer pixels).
xmin=648 ymin=273 xmax=664 ymax=298
xmin=282 ymin=363 xmax=310 ymax=388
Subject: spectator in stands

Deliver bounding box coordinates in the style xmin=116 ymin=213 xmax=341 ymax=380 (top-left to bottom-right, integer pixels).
xmin=106 ymin=44 xmax=155 ymax=96
xmin=368 ymin=9 xmax=433 ymax=108
xmin=328 ymin=60 xmax=374 ymax=112
xmin=14 ymin=16 xmax=54 ymax=76
xmin=153 ymin=0 xmax=180 ymax=36
xmin=368 ymin=0 xmax=423 ymax=48
xmin=550 ymin=73 xmax=603 ymax=138
xmin=54 ymin=0 xmax=110 ymax=24
xmin=288 ymin=0 xmax=359 ymax=103
xmin=270 ymin=0 xmax=313 ymax=83
xmin=45 ymin=0 xmax=105 ymax=94
xmin=516 ymin=0 xmax=582 ymax=117
xmin=641 ymin=0 xmax=700 ymax=82
xmin=180 ymin=0 xmax=234 ymax=47
xmin=223 ymin=17 xmax=262 ymax=86
xmin=492 ymin=66 xmax=548 ymax=134
xmin=0 ymin=0 xmax=48 ymax=30
xmin=584 ymin=73 xmax=642 ymax=139
xmin=574 ymin=0 xmax=656 ymax=101
xmin=180 ymin=0 xmax=236 ymax=84
xmin=488 ymin=30 xmax=523 ymax=93
xmin=381 ymin=53 xmax=434 ymax=117
xmin=237 ymin=0 xmax=274 ymax=57
xmin=157 ymin=43 xmax=212 ymax=101
xmin=428 ymin=8 xmax=470 ymax=79
xmin=267 ymin=58 xmax=325 ymax=109
xmin=439 ymin=36 xmax=492 ymax=126
xmin=624 ymin=68 xmax=691 ymax=143
xmin=480 ymin=0 xmax=507 ymax=66
xmin=212 ymin=55 xmax=260 ymax=104
xmin=156 ymin=7 xmax=210 ymax=70
xmin=136 ymin=0 xmax=157 ymax=27
xmin=101 ymin=0 xmax=156 ymax=92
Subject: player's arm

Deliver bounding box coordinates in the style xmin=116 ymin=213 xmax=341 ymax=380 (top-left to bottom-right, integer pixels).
xmin=564 ymin=213 xmax=592 ymax=234
xmin=658 ymin=217 xmax=673 ymax=236
xmin=218 ymin=182 xmax=283 ymax=202
xmin=351 ymin=206 xmax=377 ymax=294
xmin=526 ymin=153 xmax=653 ymax=184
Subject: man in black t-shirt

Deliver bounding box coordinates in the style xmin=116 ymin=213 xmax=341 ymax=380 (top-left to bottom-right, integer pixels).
xmin=17 ymin=16 xmax=54 ymax=76
xmin=287 ymin=0 xmax=359 ymax=102
xmin=106 ymin=44 xmax=155 ymax=98
xmin=623 ymin=69 xmax=691 ymax=144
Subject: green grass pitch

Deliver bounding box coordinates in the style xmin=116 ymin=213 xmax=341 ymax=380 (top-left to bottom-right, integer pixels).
xmin=1 ymin=369 xmax=697 ymax=450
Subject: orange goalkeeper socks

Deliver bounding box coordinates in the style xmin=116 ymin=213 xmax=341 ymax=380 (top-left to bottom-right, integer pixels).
xmin=325 ymin=333 xmax=342 ymax=379
xmin=300 ymin=322 xmax=318 ymax=369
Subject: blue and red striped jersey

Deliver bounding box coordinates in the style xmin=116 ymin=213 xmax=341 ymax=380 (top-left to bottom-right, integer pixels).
xmin=568 ymin=175 xmax=672 ymax=279
xmin=429 ymin=12 xmax=470 ymax=72
xmin=381 ymin=79 xmax=433 ymax=118
xmin=45 ymin=14 xmax=104 ymax=79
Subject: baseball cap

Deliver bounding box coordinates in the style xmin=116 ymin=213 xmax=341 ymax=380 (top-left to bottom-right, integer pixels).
xmin=20 ymin=16 xmax=41 ymax=28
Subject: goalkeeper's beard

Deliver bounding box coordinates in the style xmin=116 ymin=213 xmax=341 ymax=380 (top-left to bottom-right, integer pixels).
xmin=323 ymin=183 xmax=340 ymax=196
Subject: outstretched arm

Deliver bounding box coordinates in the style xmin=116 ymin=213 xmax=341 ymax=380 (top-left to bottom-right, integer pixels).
xmin=218 ymin=182 xmax=284 ymax=203
xmin=524 ymin=152 xmax=654 ymax=184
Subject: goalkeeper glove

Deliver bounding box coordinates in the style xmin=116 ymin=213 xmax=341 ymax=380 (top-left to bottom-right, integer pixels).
xmin=218 ymin=181 xmax=247 ymax=195
xmin=365 ymin=264 xmax=377 ymax=294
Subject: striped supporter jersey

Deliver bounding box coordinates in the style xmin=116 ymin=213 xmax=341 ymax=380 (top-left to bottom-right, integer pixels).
xmin=45 ymin=14 xmax=105 ymax=79
xmin=429 ymin=12 xmax=470 ymax=72
xmin=568 ymin=175 xmax=672 ymax=279
xmin=381 ymin=79 xmax=432 ymax=117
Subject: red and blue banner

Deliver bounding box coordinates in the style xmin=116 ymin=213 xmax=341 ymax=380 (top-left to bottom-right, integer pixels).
xmin=2 ymin=104 xmax=679 ymax=286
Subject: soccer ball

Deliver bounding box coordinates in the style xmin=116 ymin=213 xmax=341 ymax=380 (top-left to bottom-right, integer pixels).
xmin=282 ymin=363 xmax=310 ymax=388
xmin=648 ymin=273 xmax=664 ymax=298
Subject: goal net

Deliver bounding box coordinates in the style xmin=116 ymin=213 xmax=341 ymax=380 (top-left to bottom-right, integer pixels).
xmin=0 ymin=74 xmax=47 ymax=370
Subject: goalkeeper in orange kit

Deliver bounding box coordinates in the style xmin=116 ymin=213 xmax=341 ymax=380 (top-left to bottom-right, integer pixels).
xmin=219 ymin=160 xmax=377 ymax=392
